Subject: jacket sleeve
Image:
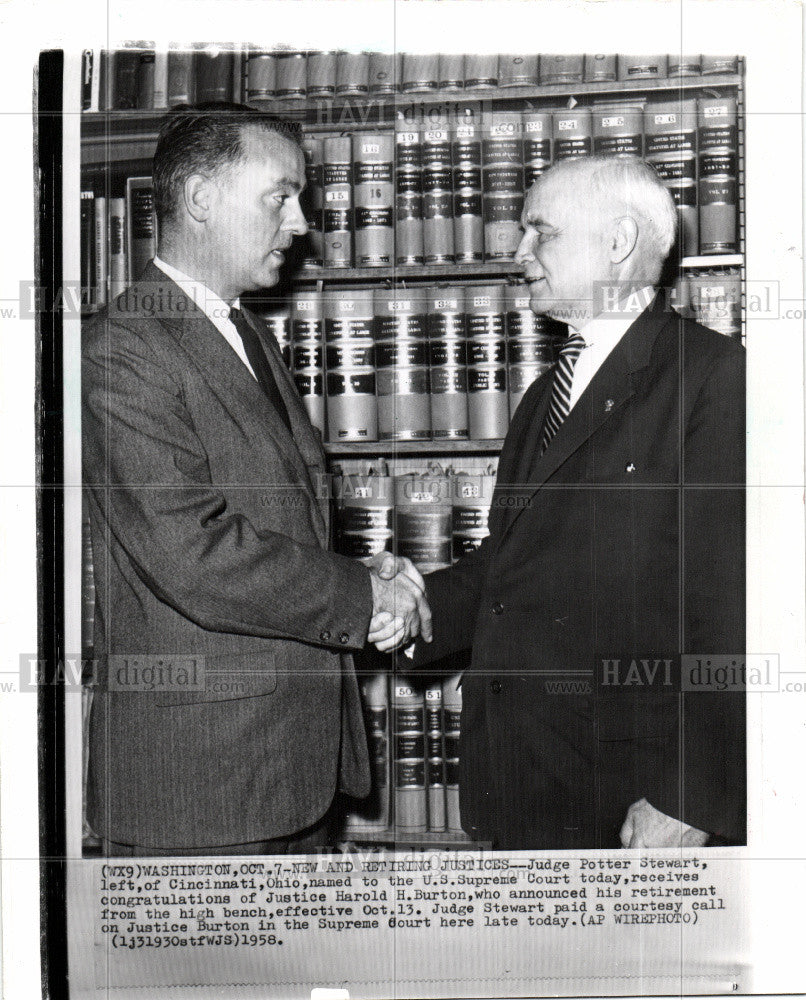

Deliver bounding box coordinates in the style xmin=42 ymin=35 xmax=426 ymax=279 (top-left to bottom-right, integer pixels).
xmin=83 ymin=319 xmax=373 ymax=650
xmin=411 ymin=536 xmax=491 ymax=666
xmin=654 ymin=342 xmax=747 ymax=841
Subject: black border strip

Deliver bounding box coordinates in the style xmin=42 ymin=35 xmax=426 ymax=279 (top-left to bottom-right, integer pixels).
xmin=37 ymin=48 xmax=69 ymax=1000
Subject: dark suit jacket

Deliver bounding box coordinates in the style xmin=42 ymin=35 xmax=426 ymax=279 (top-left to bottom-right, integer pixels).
xmin=83 ymin=261 xmax=372 ymax=850
xmin=415 ymin=294 xmax=746 ymax=850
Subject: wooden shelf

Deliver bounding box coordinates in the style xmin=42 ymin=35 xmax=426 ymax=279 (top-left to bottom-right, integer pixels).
xmin=324 ymin=439 xmax=504 ymax=456
xmin=292 ymin=255 xmax=741 ymax=284
xmin=80 ymin=72 xmax=742 ymax=165
xmin=342 ymin=829 xmax=473 ymax=847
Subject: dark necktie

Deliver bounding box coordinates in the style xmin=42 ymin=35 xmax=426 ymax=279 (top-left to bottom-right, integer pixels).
xmin=229 ymin=306 xmax=291 ymax=431
xmin=540 ymin=332 xmax=586 ymax=453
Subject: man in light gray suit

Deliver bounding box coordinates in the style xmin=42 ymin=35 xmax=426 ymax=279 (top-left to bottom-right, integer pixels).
xmin=83 ymin=103 xmax=429 ymax=856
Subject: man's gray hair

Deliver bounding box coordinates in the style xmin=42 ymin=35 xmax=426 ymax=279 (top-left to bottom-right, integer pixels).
xmin=536 ymin=155 xmax=678 ymax=278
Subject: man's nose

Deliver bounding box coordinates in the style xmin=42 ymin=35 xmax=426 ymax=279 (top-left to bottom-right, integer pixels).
xmin=285 ymin=199 xmax=309 ymax=237
xmin=514 ymin=232 xmax=534 ymax=267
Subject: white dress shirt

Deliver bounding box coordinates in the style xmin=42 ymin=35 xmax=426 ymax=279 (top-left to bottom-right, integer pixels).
xmin=567 ymin=286 xmax=655 ymax=410
xmin=153 ymin=256 xmax=257 ymax=380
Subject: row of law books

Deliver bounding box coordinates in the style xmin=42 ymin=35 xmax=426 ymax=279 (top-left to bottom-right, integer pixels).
xmin=337 ymin=464 xmax=496 ymax=838
xmin=79 ymin=178 xmax=156 ymax=309
xmin=299 ymin=97 xmax=739 ymax=267
xmin=81 ymin=48 xmax=740 ymax=112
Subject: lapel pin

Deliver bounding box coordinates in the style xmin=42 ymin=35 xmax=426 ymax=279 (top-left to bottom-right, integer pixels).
xmin=605 ymin=399 xmax=614 ymax=412
xmin=626 ymin=462 xmax=636 ymax=473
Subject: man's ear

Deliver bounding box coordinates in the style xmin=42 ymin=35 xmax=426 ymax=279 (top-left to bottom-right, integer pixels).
xmin=610 ymin=216 xmax=639 ymax=264
xmin=183 ymin=173 xmax=212 ymax=223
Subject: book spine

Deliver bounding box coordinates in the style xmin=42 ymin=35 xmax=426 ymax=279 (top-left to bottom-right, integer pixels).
xmin=697 ymin=98 xmax=738 ymax=254
xmin=617 ymin=54 xmax=668 ymax=80
xmin=135 ymin=49 xmax=156 ymax=110
xmin=108 ymin=198 xmax=127 ymax=298
xmin=465 ymin=284 xmax=509 ymax=439
xmin=167 ymin=49 xmax=195 ymax=105
xmin=498 ymin=53 xmax=539 ymax=88
xmin=523 ymin=111 xmax=552 ymax=187
xmin=255 ymin=303 xmax=291 ymax=368
xmin=276 ymin=52 xmax=308 ymax=99
xmin=323 ymin=135 xmax=353 ymax=267
xmin=452 ymin=104 xmax=483 ymax=263
xmin=245 ymin=51 xmax=277 ymax=101
xmin=438 ymin=53 xmax=464 ymax=91
xmin=592 ymin=106 xmax=644 ymax=158
xmin=368 ymin=52 xmax=400 ymax=95
xmin=482 ymin=110 xmax=524 ymax=260
xmin=463 ymin=54 xmax=498 ymax=89
xmin=504 ymin=285 xmax=557 ymax=414
xmin=344 ymin=673 xmax=391 ymax=831
xmin=336 ymin=52 xmax=369 ymax=97
xmin=584 ymin=53 xmax=617 ymax=82
xmin=81 ymin=501 xmax=96 ymax=656
xmin=300 ymin=138 xmax=324 ymax=267
xmin=353 ymin=132 xmax=394 ymax=267
xmin=452 ymin=472 xmax=495 ymax=561
xmin=442 ymin=674 xmax=463 ymax=833
xmin=80 ymin=190 xmax=96 ymax=310
xmin=644 ymin=99 xmax=699 ymax=257
xmin=306 ymin=51 xmax=337 ymax=98
xmin=335 ymin=472 xmax=394 ymax=561
xmin=81 ymin=50 xmax=94 ymax=111
xmin=392 ymin=681 xmax=427 ymax=833
xmin=324 ymin=288 xmax=377 ymax=442
xmin=152 ymin=51 xmax=168 ymax=109
xmin=125 ymin=178 xmax=157 ymax=284
xmin=422 ymin=117 xmax=454 ymax=263
xmin=195 ymin=49 xmax=235 ymax=102
xmin=427 ymin=286 xmax=468 ymax=439
xmin=291 ymin=288 xmax=326 ymax=437
xmin=375 ymin=289 xmax=430 ymax=441
xmin=539 ymin=54 xmax=584 ymax=84
xmin=93 ymin=195 xmax=108 ymax=308
xmin=395 ymin=121 xmax=424 ymax=266
xmin=394 ymin=471 xmax=452 ymax=574
xmin=552 ymin=109 xmax=593 ymax=161
xmin=110 ymin=50 xmax=140 ymax=109
xmin=687 ymin=268 xmax=742 ymax=339
xmin=401 ymin=54 xmax=440 ymax=94
xmin=425 ymin=683 xmax=446 ymax=833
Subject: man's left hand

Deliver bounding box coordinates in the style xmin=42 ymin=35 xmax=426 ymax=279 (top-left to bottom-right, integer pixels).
xmin=620 ymin=798 xmax=709 ymax=848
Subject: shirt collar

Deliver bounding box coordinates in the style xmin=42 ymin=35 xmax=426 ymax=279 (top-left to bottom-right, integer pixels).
xmin=574 ymin=286 xmax=655 ymax=349
xmin=153 ymin=256 xmax=240 ymax=322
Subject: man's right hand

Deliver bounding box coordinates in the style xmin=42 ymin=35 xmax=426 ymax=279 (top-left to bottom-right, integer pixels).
xmin=364 ymin=553 xmax=432 ymax=653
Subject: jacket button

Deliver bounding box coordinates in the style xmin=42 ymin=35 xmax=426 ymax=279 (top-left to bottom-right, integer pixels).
xmin=491 ymin=602 xmax=504 ymax=615
xmin=490 ymin=680 xmax=502 ymax=694
xmin=339 ymin=632 xmax=350 ymax=644
xmin=320 ymin=629 xmax=331 ymax=642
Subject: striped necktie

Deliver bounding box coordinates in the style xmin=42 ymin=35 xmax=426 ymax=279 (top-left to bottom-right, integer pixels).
xmin=540 ymin=332 xmax=586 ymax=454
xmin=229 ymin=306 xmax=291 ymax=431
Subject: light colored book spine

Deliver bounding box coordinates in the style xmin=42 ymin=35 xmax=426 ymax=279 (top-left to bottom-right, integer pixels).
xmin=93 ymin=195 xmax=107 ymax=307
xmin=152 ymin=51 xmax=168 ymax=110
xmin=108 ymin=198 xmax=127 ymax=299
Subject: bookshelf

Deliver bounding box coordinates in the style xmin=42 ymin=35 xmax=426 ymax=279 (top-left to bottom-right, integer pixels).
xmin=78 ymin=48 xmax=746 ymax=850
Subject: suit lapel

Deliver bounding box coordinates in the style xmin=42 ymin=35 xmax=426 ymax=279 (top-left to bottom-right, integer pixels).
xmin=494 ymin=293 xmax=671 ymax=544
xmin=137 ymin=264 xmax=327 ymax=542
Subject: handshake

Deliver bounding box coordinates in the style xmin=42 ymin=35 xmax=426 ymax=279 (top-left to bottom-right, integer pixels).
xmin=363 ymin=553 xmax=433 ymax=653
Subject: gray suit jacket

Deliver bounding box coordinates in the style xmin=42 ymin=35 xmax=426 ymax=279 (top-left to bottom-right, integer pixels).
xmin=83 ymin=261 xmax=372 ymax=849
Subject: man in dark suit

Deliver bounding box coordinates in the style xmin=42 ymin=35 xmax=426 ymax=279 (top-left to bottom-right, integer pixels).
xmin=411 ymin=155 xmax=745 ymax=850
xmin=83 ymin=104 xmax=430 ymax=855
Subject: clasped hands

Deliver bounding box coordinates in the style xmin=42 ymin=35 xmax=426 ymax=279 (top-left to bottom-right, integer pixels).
xmin=363 ymin=552 xmax=433 ymax=653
